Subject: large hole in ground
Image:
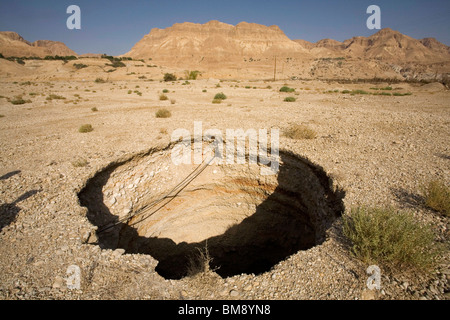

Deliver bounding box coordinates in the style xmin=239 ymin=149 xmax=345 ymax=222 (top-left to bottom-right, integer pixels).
xmin=79 ymin=143 xmax=345 ymax=279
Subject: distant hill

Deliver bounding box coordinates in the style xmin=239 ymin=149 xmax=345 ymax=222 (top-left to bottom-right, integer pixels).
xmin=0 ymin=31 xmax=77 ymax=57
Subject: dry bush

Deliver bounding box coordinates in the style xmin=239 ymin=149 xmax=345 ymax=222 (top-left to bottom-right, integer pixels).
xmin=343 ymin=207 xmax=440 ymax=272
xmin=155 ymin=108 xmax=171 ymax=118
xmin=422 ymin=180 xmax=450 ymax=217
xmin=283 ymin=124 xmax=317 ymax=140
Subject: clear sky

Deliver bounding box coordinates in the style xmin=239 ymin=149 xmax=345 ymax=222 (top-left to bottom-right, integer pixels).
xmin=0 ymin=0 xmax=449 ymax=55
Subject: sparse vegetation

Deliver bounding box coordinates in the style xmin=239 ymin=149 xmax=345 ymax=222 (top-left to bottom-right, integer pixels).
xmin=214 ymin=92 xmax=227 ymax=100
xmin=95 ymin=78 xmax=106 ymax=83
xmin=283 ymin=124 xmax=317 ymax=140
xmin=164 ymin=73 xmax=177 ymax=82
xmin=187 ymin=243 xmax=214 ymax=277
xmin=73 ymin=63 xmax=88 ymax=70
xmin=72 ymin=158 xmax=88 ymax=167
xmin=422 ymin=180 xmax=450 ymax=217
xmin=162 ymin=89 xmax=169 ymax=93
xmin=155 ymin=108 xmax=171 ymax=118
xmin=184 ymin=70 xmax=201 ymax=80
xmin=342 ymin=207 xmax=440 ymax=272
xmin=46 ymin=94 xmax=66 ymax=100
xmin=212 ymin=99 xmax=222 ymax=104
xmin=91 ymin=107 xmax=98 ymax=112
xmin=10 ymin=96 xmax=32 ymax=105
xmin=159 ymin=94 xmax=169 ymax=101
xmin=284 ymin=96 xmax=296 ymax=102
xmin=280 ymin=86 xmax=295 ymax=93
xmin=78 ymin=124 xmax=94 ymax=133
xmin=393 ymin=92 xmax=412 ymax=96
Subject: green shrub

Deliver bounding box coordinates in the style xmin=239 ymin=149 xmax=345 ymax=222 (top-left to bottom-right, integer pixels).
xmin=393 ymin=92 xmax=412 ymax=96
xmin=280 ymin=86 xmax=295 ymax=93
xmin=283 ymin=124 xmax=316 ymax=139
xmin=202 ymin=89 xmax=207 ymax=93
xmin=162 ymin=89 xmax=169 ymax=93
xmin=164 ymin=73 xmax=177 ymax=82
xmin=73 ymin=63 xmax=88 ymax=70
xmin=380 ymin=92 xmax=392 ymax=96
xmin=214 ymin=93 xmax=227 ymax=100
xmin=128 ymin=90 xmax=132 ymax=94
xmin=284 ymin=97 xmax=296 ymax=102
xmin=341 ymin=90 xmax=351 ymax=94
xmin=78 ymin=124 xmax=93 ymax=133
xmin=422 ymin=180 xmax=450 ymax=216
xmin=46 ymin=94 xmax=66 ymax=100
xmin=155 ymin=108 xmax=171 ymax=118
xmin=184 ymin=70 xmax=201 ymax=80
xmin=342 ymin=207 xmax=439 ymax=271
xmin=10 ymin=96 xmax=31 ymax=105
xmin=352 ymin=90 xmax=369 ymax=95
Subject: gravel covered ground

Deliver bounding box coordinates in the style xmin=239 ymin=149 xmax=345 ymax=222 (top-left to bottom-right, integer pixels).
xmin=0 ymin=79 xmax=448 ymax=300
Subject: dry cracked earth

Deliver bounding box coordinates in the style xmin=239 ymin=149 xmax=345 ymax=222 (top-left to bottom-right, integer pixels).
xmin=0 ymin=78 xmax=449 ymax=300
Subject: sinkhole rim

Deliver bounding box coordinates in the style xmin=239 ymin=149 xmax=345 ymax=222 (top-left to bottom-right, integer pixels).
xmin=78 ymin=142 xmax=345 ymax=279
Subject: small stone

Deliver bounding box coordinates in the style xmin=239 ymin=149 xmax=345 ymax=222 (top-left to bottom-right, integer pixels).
xmin=113 ymin=248 xmax=125 ymax=257
xmin=361 ymin=289 xmax=376 ymax=300
xmin=229 ymin=290 xmax=239 ymax=297
xmin=52 ymin=276 xmax=64 ymax=289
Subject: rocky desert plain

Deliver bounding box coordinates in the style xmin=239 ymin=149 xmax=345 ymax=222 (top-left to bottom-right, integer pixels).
xmin=0 ymin=21 xmax=449 ymax=300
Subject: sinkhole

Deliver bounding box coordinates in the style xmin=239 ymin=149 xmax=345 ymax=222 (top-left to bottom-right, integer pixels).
xmin=78 ymin=142 xmax=345 ymax=279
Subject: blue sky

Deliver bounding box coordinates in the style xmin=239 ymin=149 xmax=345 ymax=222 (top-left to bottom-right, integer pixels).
xmin=0 ymin=0 xmax=449 ymax=55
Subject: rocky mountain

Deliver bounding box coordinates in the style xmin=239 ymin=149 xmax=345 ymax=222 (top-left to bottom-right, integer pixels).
xmin=125 ymin=20 xmax=309 ymax=68
xmin=0 ymin=31 xmax=77 ymax=57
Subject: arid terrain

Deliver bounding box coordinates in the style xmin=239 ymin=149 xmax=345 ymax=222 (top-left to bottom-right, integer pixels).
xmin=0 ymin=21 xmax=449 ymax=300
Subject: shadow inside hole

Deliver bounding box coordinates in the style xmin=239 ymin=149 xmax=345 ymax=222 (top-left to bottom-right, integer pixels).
xmin=79 ymin=151 xmax=345 ymax=279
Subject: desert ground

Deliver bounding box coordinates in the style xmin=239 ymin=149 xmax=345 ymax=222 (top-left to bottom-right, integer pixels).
xmin=0 ymin=67 xmax=449 ymax=300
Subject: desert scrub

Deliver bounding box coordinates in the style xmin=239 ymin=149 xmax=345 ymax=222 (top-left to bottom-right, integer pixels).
xmin=72 ymin=158 xmax=88 ymax=167
xmin=342 ymin=207 xmax=440 ymax=272
xmin=10 ymin=96 xmax=32 ymax=105
xmin=91 ymin=107 xmax=98 ymax=112
xmin=46 ymin=94 xmax=66 ymax=100
xmin=393 ymin=92 xmax=412 ymax=96
xmin=163 ymin=73 xmax=177 ymax=82
xmin=162 ymin=89 xmax=169 ymax=93
xmin=127 ymin=90 xmax=132 ymax=94
xmin=284 ymin=96 xmax=296 ymax=102
xmin=155 ymin=108 xmax=171 ymax=118
xmin=214 ymin=92 xmax=227 ymax=100
xmin=159 ymin=94 xmax=169 ymax=101
xmin=283 ymin=124 xmax=317 ymax=140
xmin=422 ymin=180 xmax=450 ymax=216
xmin=95 ymin=78 xmax=106 ymax=83
xmin=73 ymin=63 xmax=88 ymax=70
xmin=184 ymin=70 xmax=201 ymax=80
xmin=212 ymin=99 xmax=222 ymax=104
xmin=78 ymin=124 xmax=93 ymax=133
xmin=280 ymin=86 xmax=295 ymax=93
